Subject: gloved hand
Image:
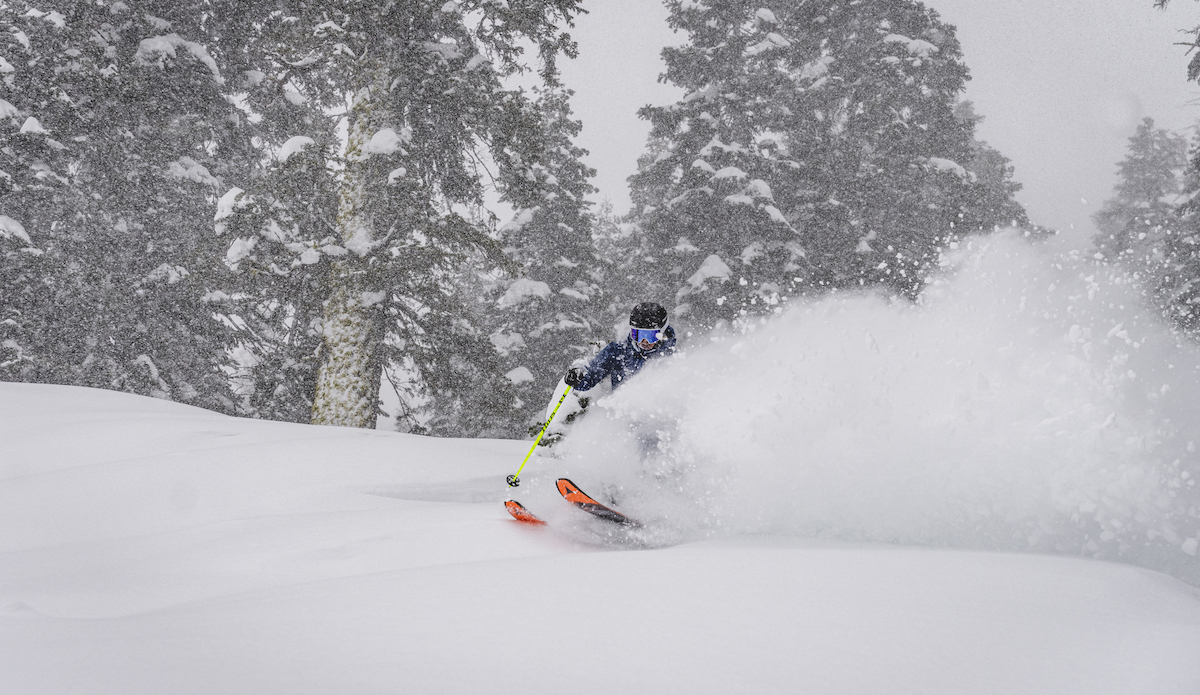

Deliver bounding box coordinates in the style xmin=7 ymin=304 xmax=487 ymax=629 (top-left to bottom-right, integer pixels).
xmin=564 ymin=366 xmax=585 ymax=388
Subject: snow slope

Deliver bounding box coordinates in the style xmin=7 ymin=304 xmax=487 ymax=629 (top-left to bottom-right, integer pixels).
xmin=2 ymin=380 xmax=1200 ymax=694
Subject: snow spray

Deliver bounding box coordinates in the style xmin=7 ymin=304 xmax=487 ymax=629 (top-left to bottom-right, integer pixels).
xmin=556 ymin=231 xmax=1200 ymax=585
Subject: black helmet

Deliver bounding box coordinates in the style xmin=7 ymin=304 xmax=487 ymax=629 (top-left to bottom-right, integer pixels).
xmin=630 ymin=302 xmax=668 ymax=330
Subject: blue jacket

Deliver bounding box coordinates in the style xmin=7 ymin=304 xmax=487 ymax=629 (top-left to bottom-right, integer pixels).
xmin=572 ymin=328 xmax=677 ymax=391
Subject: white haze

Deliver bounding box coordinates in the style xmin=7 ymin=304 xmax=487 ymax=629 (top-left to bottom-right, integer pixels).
xmin=555 ymin=231 xmax=1200 ymax=583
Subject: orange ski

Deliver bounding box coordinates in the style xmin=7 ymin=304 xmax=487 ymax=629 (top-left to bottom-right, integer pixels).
xmin=505 ymin=499 xmax=546 ymax=526
xmin=555 ymin=478 xmax=641 ymax=527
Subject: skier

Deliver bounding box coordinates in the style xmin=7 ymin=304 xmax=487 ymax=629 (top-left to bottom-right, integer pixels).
xmin=564 ymin=301 xmax=676 ymax=392
xmin=503 ymin=302 xmax=678 ymax=523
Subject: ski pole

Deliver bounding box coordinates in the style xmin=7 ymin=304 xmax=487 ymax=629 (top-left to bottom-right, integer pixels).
xmin=507 ymin=384 xmax=573 ymax=488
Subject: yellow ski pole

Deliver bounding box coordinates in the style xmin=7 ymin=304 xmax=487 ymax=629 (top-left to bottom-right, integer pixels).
xmin=507 ymin=384 xmax=573 ymax=488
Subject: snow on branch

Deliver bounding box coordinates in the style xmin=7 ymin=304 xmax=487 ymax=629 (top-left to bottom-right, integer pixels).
xmin=489 ymin=331 xmax=526 ymax=357
xmin=312 ymin=21 xmax=345 ymax=37
xmin=423 ymin=40 xmax=464 ymax=63
xmin=501 ymin=207 xmax=538 ymax=233
xmin=754 ymin=8 xmax=776 ymax=23
xmin=925 ymin=157 xmax=972 ymax=180
xmin=214 ymin=187 xmax=252 ymax=234
xmin=699 ymin=136 xmax=747 ymax=157
xmin=882 ymin=34 xmax=940 ymax=59
xmin=745 ymin=33 xmax=791 ymax=57
xmin=19 ymin=117 xmax=48 ymax=134
xmin=687 ymin=253 xmax=732 ymax=288
xmin=497 ymin=278 xmax=551 ymax=308
xmin=0 ymin=215 xmax=31 ymax=244
xmin=504 ymin=366 xmax=533 ymax=384
xmin=713 ymin=166 xmax=749 ymax=180
xmin=224 ymin=237 xmax=257 ymax=270
xmin=135 ymin=34 xmax=223 ymax=84
xmin=23 ymin=7 xmax=65 ymax=28
xmin=365 ymin=128 xmax=411 ymax=156
xmin=167 ymin=157 xmax=219 ymax=187
xmin=276 ymin=136 xmax=315 ymax=163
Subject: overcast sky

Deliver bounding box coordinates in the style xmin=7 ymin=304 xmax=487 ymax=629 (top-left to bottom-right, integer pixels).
xmin=556 ymin=0 xmax=1200 ymax=247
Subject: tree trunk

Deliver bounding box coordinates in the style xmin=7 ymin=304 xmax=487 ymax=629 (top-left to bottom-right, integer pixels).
xmin=311 ymin=259 xmax=383 ymax=427
xmin=311 ymin=82 xmax=385 ymax=428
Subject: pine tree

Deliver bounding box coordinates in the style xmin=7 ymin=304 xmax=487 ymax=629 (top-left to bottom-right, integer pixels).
xmin=1139 ymin=2 xmax=1200 ymax=336
xmin=1092 ymin=116 xmax=1200 ymax=337
xmin=211 ymin=132 xmax=336 ymax=423
xmin=1158 ymin=135 xmax=1200 ymax=335
xmin=214 ymin=0 xmax=588 ymax=430
xmin=478 ymin=86 xmax=602 ymax=435
xmin=1093 ymin=118 xmax=1188 ymax=264
xmin=591 ymin=201 xmax=643 ymax=339
xmin=625 ymin=0 xmax=1026 ymax=334
xmin=0 ymin=1 xmax=252 ymax=411
xmin=953 ymin=101 xmax=1030 ymax=233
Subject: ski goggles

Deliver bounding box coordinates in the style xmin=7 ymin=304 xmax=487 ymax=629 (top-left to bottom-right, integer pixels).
xmin=631 ymin=327 xmax=664 ymax=344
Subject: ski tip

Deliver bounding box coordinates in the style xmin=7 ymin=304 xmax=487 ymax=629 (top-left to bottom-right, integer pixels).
xmin=505 ymin=499 xmax=546 ymax=526
xmin=555 ymin=478 xmax=586 ymax=503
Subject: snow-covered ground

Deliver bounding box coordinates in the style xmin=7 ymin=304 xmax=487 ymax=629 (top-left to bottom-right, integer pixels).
xmin=2 ymin=377 xmax=1199 ymax=694
xmin=5 ymin=233 xmax=1200 ymax=693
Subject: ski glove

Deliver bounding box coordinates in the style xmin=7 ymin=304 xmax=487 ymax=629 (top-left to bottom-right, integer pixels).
xmin=564 ymin=367 xmax=586 ymax=388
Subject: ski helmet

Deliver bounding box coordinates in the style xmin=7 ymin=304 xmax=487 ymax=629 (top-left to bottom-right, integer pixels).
xmin=629 ymin=302 xmax=669 ymax=353
xmin=629 ymin=302 xmax=668 ymax=330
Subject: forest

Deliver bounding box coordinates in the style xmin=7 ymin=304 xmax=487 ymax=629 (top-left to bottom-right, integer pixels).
xmin=2 ymin=0 xmax=1198 ymax=439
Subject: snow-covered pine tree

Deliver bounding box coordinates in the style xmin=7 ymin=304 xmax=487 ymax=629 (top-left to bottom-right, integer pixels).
xmin=214 ymin=0 xmax=587 ymax=430
xmin=953 ymin=101 xmax=1031 ymax=234
xmin=480 ymin=86 xmax=601 ymax=436
xmin=1143 ymin=1 xmax=1200 ymax=337
xmin=1156 ymin=132 xmax=1200 ymax=336
xmin=203 ymin=18 xmax=344 ymax=423
xmin=590 ymin=201 xmax=643 ymax=338
xmin=0 ymin=2 xmax=250 ymax=411
xmin=1092 ymin=118 xmax=1195 ymax=334
xmin=1093 ymin=118 xmax=1188 ymax=267
xmin=211 ymin=133 xmax=336 ymax=423
xmin=625 ymin=0 xmax=1023 ymax=334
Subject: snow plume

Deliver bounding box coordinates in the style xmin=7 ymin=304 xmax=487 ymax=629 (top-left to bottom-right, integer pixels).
xmin=556 ymin=231 xmax=1200 ymax=583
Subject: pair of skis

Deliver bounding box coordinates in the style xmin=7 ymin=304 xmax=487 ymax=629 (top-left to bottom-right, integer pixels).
xmin=506 ymin=478 xmax=640 ymax=528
